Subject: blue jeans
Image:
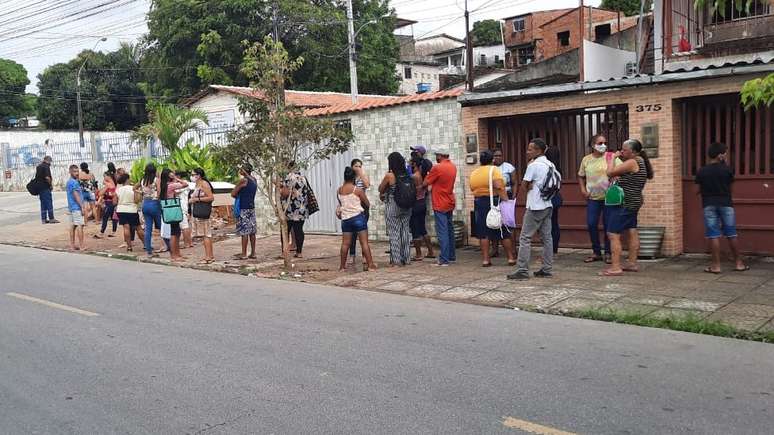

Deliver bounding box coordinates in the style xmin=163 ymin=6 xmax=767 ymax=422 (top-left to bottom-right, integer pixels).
xmin=434 ymin=210 xmax=455 ymax=264
xmin=703 ymin=206 xmax=737 ymax=238
xmin=587 ymin=199 xmax=610 ymax=256
xmin=39 ymin=188 xmax=54 ymax=222
xmin=142 ymin=199 xmax=162 ymax=254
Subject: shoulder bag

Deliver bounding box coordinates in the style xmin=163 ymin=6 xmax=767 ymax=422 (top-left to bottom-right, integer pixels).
xmin=160 ymin=197 xmax=183 ymax=224
xmin=486 ymin=166 xmax=502 ymax=230
xmin=191 ymin=190 xmax=213 ymax=219
xmin=304 ymin=177 xmax=319 ymax=216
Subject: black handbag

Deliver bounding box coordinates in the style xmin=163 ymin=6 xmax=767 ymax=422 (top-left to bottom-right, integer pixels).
xmin=26 ymin=179 xmax=42 ymax=196
xmin=191 ymin=191 xmax=212 ymax=219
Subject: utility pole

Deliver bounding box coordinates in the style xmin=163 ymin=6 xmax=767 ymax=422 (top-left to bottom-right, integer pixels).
xmin=77 ymin=37 xmax=106 ymax=148
xmin=346 ymin=0 xmax=358 ymax=104
xmin=578 ymin=0 xmax=584 ymax=82
xmin=464 ymin=0 xmax=473 ymax=91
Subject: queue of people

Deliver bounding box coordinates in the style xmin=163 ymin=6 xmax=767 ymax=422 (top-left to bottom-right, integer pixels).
xmin=40 ymin=133 xmax=751 ymax=277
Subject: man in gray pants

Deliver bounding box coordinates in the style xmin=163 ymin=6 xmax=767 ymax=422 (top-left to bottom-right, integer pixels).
xmin=508 ymin=138 xmax=555 ymax=280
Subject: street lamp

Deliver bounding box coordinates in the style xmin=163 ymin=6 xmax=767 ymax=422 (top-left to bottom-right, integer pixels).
xmin=77 ymin=37 xmax=107 ymax=148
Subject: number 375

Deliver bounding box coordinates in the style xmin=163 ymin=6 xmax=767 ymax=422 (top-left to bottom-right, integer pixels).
xmin=635 ymin=104 xmax=662 ymax=112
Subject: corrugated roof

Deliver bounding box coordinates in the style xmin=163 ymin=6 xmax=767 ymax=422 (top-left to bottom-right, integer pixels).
xmin=663 ymin=51 xmax=774 ymax=73
xmin=305 ymin=88 xmax=464 ymax=117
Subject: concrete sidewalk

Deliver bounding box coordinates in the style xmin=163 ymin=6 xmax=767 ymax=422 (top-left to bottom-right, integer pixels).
xmin=1 ymin=213 xmax=773 ymax=333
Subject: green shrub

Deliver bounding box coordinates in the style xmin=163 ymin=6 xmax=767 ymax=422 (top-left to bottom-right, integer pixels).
xmin=168 ymin=141 xmax=237 ymax=182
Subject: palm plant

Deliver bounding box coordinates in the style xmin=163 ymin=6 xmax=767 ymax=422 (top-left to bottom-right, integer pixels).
xmin=132 ymin=103 xmax=209 ymax=153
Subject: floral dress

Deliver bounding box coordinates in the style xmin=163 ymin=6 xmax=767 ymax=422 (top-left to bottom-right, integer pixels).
xmin=282 ymin=172 xmax=309 ymax=222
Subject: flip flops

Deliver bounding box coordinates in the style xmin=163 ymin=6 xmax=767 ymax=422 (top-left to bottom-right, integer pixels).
xmin=704 ymin=267 xmax=721 ymax=274
xmin=599 ymin=269 xmax=624 ymax=276
xmin=584 ymin=255 xmax=603 ymax=263
xmin=733 ymin=265 xmax=750 ymax=272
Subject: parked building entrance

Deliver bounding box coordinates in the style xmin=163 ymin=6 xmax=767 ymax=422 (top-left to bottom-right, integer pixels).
xmin=680 ymin=93 xmax=774 ymax=254
xmin=488 ymin=105 xmax=629 ymax=248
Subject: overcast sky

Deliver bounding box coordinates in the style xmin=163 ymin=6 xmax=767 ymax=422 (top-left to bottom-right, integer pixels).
xmin=3 ymin=0 xmax=600 ymax=94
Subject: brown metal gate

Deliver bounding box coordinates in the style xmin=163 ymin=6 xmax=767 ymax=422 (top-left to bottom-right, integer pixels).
xmin=489 ymin=105 xmax=629 ymax=248
xmin=681 ymin=93 xmax=774 ymax=254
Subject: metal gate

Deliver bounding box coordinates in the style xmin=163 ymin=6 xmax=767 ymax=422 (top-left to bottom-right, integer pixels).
xmin=680 ymin=94 xmax=774 ymax=254
xmin=489 ymin=105 xmax=629 ymax=248
xmin=304 ymin=149 xmax=353 ymax=233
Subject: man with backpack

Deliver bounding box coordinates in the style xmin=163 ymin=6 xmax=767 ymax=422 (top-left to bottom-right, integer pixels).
xmin=508 ymin=138 xmax=560 ymax=280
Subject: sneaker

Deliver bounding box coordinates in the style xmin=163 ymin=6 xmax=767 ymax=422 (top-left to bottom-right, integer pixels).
xmin=507 ymin=271 xmax=530 ymax=280
xmin=431 ymin=262 xmax=450 ymax=267
xmin=534 ymin=270 xmax=553 ymax=278
xmin=48 ymin=219 xmax=60 ymax=224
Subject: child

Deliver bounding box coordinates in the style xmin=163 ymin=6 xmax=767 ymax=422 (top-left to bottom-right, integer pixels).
xmin=695 ymin=142 xmax=748 ymax=273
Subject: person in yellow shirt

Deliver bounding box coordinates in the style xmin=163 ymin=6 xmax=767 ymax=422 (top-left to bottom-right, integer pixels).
xmin=578 ymin=134 xmax=621 ymax=263
xmin=469 ymin=149 xmax=515 ymax=267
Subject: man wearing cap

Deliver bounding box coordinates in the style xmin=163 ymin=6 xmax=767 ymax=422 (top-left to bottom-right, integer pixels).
xmin=423 ymin=147 xmax=457 ymax=266
xmin=410 ymin=145 xmax=434 ymax=176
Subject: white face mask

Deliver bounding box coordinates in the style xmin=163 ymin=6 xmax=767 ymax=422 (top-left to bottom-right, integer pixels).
xmin=594 ymin=144 xmax=607 ymax=153
xmin=191 ymin=175 xmax=200 ymax=182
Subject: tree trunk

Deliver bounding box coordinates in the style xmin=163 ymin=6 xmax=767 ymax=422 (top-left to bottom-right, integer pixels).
xmin=274 ymin=184 xmax=292 ymax=270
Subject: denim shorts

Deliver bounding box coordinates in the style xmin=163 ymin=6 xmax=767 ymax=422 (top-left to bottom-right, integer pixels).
xmin=703 ymin=206 xmax=737 ymax=238
xmin=605 ymin=205 xmax=638 ymax=234
xmin=341 ymin=213 xmax=367 ymax=233
xmin=81 ymin=191 xmax=95 ymax=202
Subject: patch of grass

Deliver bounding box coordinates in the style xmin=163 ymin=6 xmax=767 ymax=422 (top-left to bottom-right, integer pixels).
xmin=571 ymin=308 xmax=774 ymax=343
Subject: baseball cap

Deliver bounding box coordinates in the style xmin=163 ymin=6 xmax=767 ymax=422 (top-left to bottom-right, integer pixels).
xmin=433 ymin=146 xmax=450 ymax=156
xmin=410 ymin=145 xmax=427 ymax=154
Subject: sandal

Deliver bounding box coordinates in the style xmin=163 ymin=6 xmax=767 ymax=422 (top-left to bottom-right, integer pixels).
xmin=704 ymin=267 xmax=721 ymax=274
xmin=425 ymin=254 xmax=436 ymax=259
xmin=233 ymin=254 xmax=248 ymax=260
xmin=622 ymin=264 xmax=640 ymax=272
xmin=481 ymin=262 xmax=492 ymax=268
xmin=411 ymin=256 xmax=424 ymax=262
xmin=733 ymin=265 xmax=750 ymax=272
xmin=508 ymin=260 xmax=517 ymax=266
xmin=599 ymin=269 xmax=624 ymax=276
xmin=584 ymin=255 xmax=603 ymax=263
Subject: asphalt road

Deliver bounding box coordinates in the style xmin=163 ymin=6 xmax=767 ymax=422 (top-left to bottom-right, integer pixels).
xmin=1 ymin=245 xmax=772 ymax=435
xmin=0 ymin=192 xmax=68 ymax=226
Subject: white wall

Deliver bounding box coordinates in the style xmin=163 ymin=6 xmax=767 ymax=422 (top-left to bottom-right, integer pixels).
xmin=396 ymin=63 xmax=444 ymax=95
xmin=473 ymin=45 xmax=507 ymax=66
xmin=583 ymin=40 xmax=637 ymax=81
xmin=188 ymin=92 xmax=245 ymax=126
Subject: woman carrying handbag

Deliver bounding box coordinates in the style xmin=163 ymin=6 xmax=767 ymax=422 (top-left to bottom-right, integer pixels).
xmin=189 ymin=168 xmax=216 ymax=264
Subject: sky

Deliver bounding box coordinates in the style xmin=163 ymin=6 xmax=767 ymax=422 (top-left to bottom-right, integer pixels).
xmin=3 ymin=0 xmax=600 ymax=94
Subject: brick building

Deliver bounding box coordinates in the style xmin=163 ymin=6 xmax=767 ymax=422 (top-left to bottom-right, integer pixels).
xmin=458 ymin=0 xmax=774 ymax=256
xmin=503 ymin=7 xmax=639 ymax=68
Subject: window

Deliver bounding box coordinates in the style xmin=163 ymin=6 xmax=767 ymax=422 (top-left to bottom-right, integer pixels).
xmin=513 ymin=17 xmax=525 ymax=32
xmin=711 ymin=0 xmax=771 ymax=23
xmin=557 ymin=30 xmax=570 ymax=47
xmin=479 ymin=54 xmax=487 ymax=65
xmin=494 ymin=55 xmax=500 ymax=64
xmin=595 ymin=24 xmax=611 ymax=40
xmin=404 ymin=66 xmax=412 ymax=79
xmin=516 ymin=45 xmax=534 ymax=66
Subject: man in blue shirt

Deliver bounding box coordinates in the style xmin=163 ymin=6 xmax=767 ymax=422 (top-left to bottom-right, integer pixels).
xmin=66 ymin=164 xmax=85 ymax=251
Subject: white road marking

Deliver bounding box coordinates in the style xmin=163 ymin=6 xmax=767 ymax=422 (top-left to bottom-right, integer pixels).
xmin=502 ymin=417 xmax=576 ymax=435
xmin=6 ymin=292 xmax=100 ymax=317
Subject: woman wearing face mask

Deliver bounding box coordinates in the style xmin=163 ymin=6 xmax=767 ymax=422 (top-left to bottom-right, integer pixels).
xmin=578 ymin=134 xmax=621 ymax=264
xmin=189 ymin=168 xmax=215 ymax=264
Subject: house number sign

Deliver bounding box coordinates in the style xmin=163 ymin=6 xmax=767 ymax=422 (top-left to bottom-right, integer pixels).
xmin=635 ymin=104 xmax=663 ymax=112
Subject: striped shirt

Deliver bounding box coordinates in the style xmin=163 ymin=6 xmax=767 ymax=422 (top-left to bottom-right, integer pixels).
xmin=619 ymin=157 xmax=648 ymax=211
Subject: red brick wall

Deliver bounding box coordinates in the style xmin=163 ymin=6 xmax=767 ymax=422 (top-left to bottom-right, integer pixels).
xmin=539 ymin=9 xmax=620 ymax=59
xmin=460 ymin=74 xmax=761 ymax=255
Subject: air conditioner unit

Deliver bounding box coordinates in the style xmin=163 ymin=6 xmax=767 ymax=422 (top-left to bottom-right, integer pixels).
xmin=625 ymin=61 xmax=638 ymax=76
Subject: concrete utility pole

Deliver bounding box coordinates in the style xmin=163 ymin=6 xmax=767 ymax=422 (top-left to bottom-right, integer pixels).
xmin=464 ymin=0 xmax=473 ymax=91
xmin=77 ymin=37 xmax=107 ymax=148
xmin=346 ymin=0 xmax=358 ymax=104
xmin=578 ymin=0 xmax=584 ymax=82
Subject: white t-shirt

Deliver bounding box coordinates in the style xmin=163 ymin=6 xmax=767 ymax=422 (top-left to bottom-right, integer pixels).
xmin=115 ymin=185 xmax=138 ymax=214
xmin=523 ymin=155 xmax=554 ymax=211
xmin=498 ymin=162 xmax=516 ymax=193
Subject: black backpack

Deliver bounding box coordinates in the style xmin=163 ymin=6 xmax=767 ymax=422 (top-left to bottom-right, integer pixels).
xmin=394 ymin=174 xmax=416 ymax=209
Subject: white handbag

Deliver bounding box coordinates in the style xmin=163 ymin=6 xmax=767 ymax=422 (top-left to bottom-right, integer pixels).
xmin=485 ymin=166 xmax=502 ymax=230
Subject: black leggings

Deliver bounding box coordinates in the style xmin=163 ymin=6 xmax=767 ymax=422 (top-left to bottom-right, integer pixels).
xmin=101 ymin=203 xmax=118 ymax=234
xmin=288 ymin=220 xmax=305 ymax=254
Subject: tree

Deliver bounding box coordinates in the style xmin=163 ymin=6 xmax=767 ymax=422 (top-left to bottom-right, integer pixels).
xmin=471 ymin=20 xmax=502 ymax=46
xmin=132 ymin=103 xmax=209 ymax=153
xmin=218 ymin=36 xmax=352 ymax=269
xmin=141 ymin=0 xmax=399 ymax=98
xmin=600 ymin=0 xmax=651 ymax=16
xmin=0 ymin=59 xmax=31 ymax=119
xmin=36 ymin=44 xmax=148 ymax=130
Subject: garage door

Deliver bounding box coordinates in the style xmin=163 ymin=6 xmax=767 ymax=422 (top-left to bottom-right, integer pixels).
xmin=680 ymin=94 xmax=774 ymax=254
